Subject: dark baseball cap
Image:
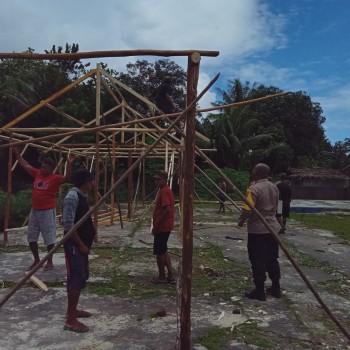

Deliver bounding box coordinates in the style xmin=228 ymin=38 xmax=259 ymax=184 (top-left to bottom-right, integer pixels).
xmin=153 ymin=170 xmax=168 ymax=179
xmin=73 ymin=169 xmax=94 ymax=187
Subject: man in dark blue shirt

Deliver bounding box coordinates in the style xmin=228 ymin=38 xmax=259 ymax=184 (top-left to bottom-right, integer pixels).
xmin=153 ymin=76 xmax=177 ymax=114
xmin=276 ymin=173 xmax=292 ymax=234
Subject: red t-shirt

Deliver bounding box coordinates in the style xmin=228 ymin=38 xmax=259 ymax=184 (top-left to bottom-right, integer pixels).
xmin=31 ymin=168 xmax=64 ymax=209
xmin=153 ymin=185 xmax=174 ymax=232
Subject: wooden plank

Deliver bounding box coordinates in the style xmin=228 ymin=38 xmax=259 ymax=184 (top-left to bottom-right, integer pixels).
xmin=28 ymin=275 xmax=49 ymax=292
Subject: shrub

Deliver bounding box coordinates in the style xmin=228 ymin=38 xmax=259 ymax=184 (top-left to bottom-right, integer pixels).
xmin=195 ymin=168 xmax=249 ymax=201
xmin=0 ymin=188 xmax=32 ymax=229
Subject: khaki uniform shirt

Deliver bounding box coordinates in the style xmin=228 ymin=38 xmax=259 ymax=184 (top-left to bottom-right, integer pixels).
xmin=238 ymin=178 xmax=280 ymax=234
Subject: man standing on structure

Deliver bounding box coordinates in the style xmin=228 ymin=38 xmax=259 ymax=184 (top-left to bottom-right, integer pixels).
xmin=153 ymin=76 xmax=178 ymax=114
xmin=13 ymin=146 xmax=75 ymax=271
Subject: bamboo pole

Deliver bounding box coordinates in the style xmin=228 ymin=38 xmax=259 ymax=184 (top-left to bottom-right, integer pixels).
xmin=0 ymin=91 xmax=289 ymax=150
xmin=0 ymin=71 xmax=220 ymax=310
xmin=194 ymin=168 xmax=237 ymax=214
xmin=1 ymin=70 xmax=96 ymax=130
xmin=194 ymin=164 xmax=240 ymax=212
xmin=110 ymin=132 xmax=116 ymax=225
xmin=4 ymin=138 xmax=13 ymax=243
xmin=127 ymin=152 xmax=133 ymax=219
xmin=94 ymin=65 xmax=101 ymax=241
xmin=0 ymin=49 xmax=219 ymax=60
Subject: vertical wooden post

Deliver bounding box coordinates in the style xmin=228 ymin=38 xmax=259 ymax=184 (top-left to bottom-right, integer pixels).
xmin=110 ymin=132 xmax=116 ymax=225
xmin=103 ymin=158 xmax=108 ymax=195
xmin=127 ymin=151 xmax=133 ymax=219
xmin=4 ymin=139 xmax=13 ymax=243
xmin=94 ymin=64 xmax=101 ymax=240
xmin=142 ymin=150 xmax=146 ymax=203
xmin=57 ymin=149 xmax=63 ymax=221
xmin=180 ymin=52 xmax=200 ymax=349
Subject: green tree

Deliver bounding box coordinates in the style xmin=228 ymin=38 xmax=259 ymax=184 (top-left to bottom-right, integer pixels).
xmin=112 ymin=59 xmax=187 ymax=115
xmin=201 ymin=79 xmax=290 ymax=171
xmin=330 ymin=138 xmax=350 ymax=176
xmin=251 ymin=87 xmax=330 ymax=167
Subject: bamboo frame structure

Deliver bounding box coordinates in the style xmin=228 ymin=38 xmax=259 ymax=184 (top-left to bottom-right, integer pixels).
xmin=1 ymin=49 xmax=348 ymax=347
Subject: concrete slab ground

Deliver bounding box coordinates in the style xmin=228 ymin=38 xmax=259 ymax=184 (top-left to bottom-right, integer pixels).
xmin=1 ymin=201 xmax=350 ymax=349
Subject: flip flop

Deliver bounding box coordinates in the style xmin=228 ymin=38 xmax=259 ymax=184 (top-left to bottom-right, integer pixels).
xmin=150 ymin=277 xmax=168 ymax=284
xmin=63 ymin=320 xmax=89 ymax=333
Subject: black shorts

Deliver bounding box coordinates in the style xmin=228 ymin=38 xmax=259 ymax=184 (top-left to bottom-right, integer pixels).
xmin=218 ymin=194 xmax=226 ymax=202
xmin=64 ymin=240 xmax=89 ymax=291
xmin=276 ymin=202 xmax=290 ymax=218
xmin=153 ymin=232 xmax=170 ymax=255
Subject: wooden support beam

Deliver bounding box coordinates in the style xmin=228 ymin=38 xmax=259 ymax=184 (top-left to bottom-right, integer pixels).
xmin=180 ymin=52 xmax=200 ymax=350
xmin=0 ymin=49 xmax=219 ymax=60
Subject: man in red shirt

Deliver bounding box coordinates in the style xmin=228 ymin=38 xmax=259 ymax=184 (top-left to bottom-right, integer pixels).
xmin=13 ymin=146 xmax=75 ymax=271
xmin=151 ymin=170 xmax=175 ymax=284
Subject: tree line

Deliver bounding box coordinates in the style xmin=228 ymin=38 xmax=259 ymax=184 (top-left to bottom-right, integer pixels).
xmin=0 ymin=43 xmax=349 ymax=182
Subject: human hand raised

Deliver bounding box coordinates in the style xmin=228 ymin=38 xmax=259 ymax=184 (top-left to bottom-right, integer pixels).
xmin=67 ymin=153 xmax=76 ymax=164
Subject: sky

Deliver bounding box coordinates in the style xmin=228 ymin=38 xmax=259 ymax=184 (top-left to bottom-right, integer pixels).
xmin=0 ymin=0 xmax=349 ymax=144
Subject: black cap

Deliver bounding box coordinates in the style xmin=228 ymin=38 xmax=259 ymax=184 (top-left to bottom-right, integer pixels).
xmin=73 ymin=169 xmax=94 ymax=187
xmin=40 ymin=158 xmax=56 ymax=168
xmin=153 ymin=170 xmax=168 ymax=179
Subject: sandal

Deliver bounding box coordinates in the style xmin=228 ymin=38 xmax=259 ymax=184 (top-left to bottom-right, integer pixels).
xmin=63 ymin=319 xmax=89 ymax=333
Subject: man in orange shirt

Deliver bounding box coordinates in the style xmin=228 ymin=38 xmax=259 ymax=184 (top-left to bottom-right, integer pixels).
xmin=13 ymin=146 xmax=75 ymax=271
xmin=151 ymin=170 xmax=175 ymax=284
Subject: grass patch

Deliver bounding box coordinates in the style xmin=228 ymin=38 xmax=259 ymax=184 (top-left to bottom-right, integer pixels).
xmin=84 ymin=244 xmax=250 ymax=300
xmin=290 ymin=212 xmax=350 ymax=242
xmin=86 ymin=246 xmax=177 ymax=298
xmin=195 ymin=322 xmax=276 ymax=349
xmin=282 ymin=241 xmax=335 ymax=272
xmin=192 ymin=244 xmax=251 ymax=300
xmin=0 ymin=245 xmax=29 ymax=253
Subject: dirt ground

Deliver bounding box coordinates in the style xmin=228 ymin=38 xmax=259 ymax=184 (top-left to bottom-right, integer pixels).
xmin=1 ymin=203 xmax=350 ymax=350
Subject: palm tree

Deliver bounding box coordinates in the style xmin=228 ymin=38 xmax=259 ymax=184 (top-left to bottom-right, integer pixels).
xmin=201 ymin=79 xmax=279 ymax=169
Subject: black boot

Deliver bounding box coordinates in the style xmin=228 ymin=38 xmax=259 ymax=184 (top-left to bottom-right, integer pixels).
xmin=266 ymin=282 xmax=281 ymax=298
xmin=244 ymin=288 xmax=266 ymax=301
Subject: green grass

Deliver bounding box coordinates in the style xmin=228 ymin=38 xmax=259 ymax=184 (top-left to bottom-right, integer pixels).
xmin=195 ymin=322 xmax=278 ymax=349
xmin=290 ymin=212 xmax=350 ymax=242
xmin=84 ymin=244 xmax=251 ymax=300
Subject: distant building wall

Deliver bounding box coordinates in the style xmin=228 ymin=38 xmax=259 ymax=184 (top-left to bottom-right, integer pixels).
xmin=291 ymin=179 xmax=349 ymax=200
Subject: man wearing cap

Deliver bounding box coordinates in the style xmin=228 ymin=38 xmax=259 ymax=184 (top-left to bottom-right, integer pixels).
xmin=13 ymin=146 xmax=75 ymax=271
xmin=62 ymin=168 xmax=95 ymax=333
xmin=151 ymin=170 xmax=175 ymax=284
